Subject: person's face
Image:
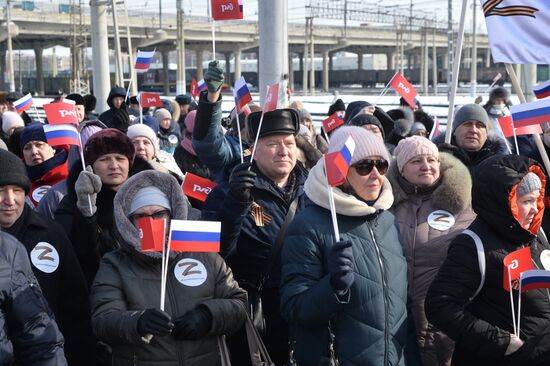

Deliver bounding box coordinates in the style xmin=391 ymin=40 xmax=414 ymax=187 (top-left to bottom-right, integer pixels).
xmin=362 ymin=124 xmax=384 ymax=142
xmin=160 ymin=118 xmax=171 ymax=129
xmin=112 ymin=97 xmax=124 ymax=109
xmin=401 ymin=155 xmax=440 ymax=187
xmin=516 ymin=190 xmax=540 ymax=230
xmin=454 ymin=120 xmax=487 ymax=152
xmin=492 ymin=97 xmax=506 ymax=106
xmin=22 ymin=140 xmax=55 ymax=166
xmin=132 ymin=137 xmax=155 ymax=161
xmin=301 ymin=118 xmax=313 ymax=130
xmin=6 ymin=101 xmax=15 ymax=112
xmin=412 ymin=129 xmax=427 ymax=137
xmin=0 ymin=102 xmax=7 ymax=115
xmin=75 ymin=104 xmax=85 ymax=122
xmin=345 ymin=156 xmax=388 ymax=201
xmin=130 ymin=103 xmax=140 ymax=112
xmin=180 ymin=104 xmax=190 ymax=114
xmin=0 ymin=185 xmax=25 ymax=229
xmin=92 ymin=153 xmax=130 ymax=191
xmin=130 ymin=204 xmax=171 ymax=229
xmin=253 ymin=133 xmax=297 ymax=187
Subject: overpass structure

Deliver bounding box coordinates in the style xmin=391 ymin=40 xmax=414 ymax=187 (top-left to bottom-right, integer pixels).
xmin=0 ymin=4 xmax=492 ymax=100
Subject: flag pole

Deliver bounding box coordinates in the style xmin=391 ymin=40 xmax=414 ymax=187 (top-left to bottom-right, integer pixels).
xmin=505 ymin=63 xmax=550 ymax=173
xmin=517 ymin=277 xmax=523 ymax=337
xmin=125 ymin=78 xmax=133 ymax=103
xmin=249 ymin=86 xmax=270 ymax=163
xmin=512 ymin=128 xmax=520 ymax=155
xmin=325 ymin=168 xmax=340 ymax=241
xmin=32 ymin=105 xmax=44 ymax=124
xmin=445 ymin=0 xmax=469 ymax=144
xmin=139 ymin=92 xmax=143 ymax=124
xmin=374 ymin=73 xmax=397 ymax=105
xmin=211 ymin=22 xmax=216 ymax=59
xmin=235 ymin=109 xmax=245 ymax=163
xmin=160 ymin=223 xmax=171 ymax=311
xmin=507 ymin=265 xmax=518 ymax=336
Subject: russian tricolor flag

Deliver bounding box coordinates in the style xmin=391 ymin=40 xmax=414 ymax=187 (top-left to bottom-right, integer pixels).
xmin=43 ymin=124 xmax=81 ymax=147
xmin=429 ymin=115 xmax=440 ymax=141
xmin=511 ymin=98 xmax=550 ymax=128
xmin=520 ymin=269 xmax=550 ymax=292
xmin=233 ymin=76 xmax=252 ymax=112
xmin=532 ymin=79 xmax=550 ymax=99
xmin=135 ymin=50 xmax=155 ymax=72
xmin=13 ymin=93 xmax=33 ymax=113
xmin=197 ymin=79 xmax=207 ymax=94
xmin=169 ymin=220 xmax=221 ymax=253
xmin=324 ymin=135 xmax=356 ymax=187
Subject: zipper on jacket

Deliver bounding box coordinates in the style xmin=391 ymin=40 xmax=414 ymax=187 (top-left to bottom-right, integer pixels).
xmin=367 ymin=223 xmax=389 ymax=365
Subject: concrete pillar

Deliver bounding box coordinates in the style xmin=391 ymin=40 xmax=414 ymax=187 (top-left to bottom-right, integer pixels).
xmin=162 ymin=50 xmax=170 ymax=96
xmin=234 ymin=48 xmax=242 ymax=81
xmin=387 ymin=53 xmax=394 ymax=70
xmin=90 ymin=0 xmax=111 ymax=113
xmin=329 ymin=52 xmax=334 ymax=71
xmin=196 ymin=49 xmax=204 ymax=80
xmin=259 ymin=0 xmax=288 ymax=103
xmin=34 ymin=48 xmax=44 ymax=96
xmin=224 ymin=53 xmax=232 ymax=86
xmin=432 ymin=29 xmax=437 ymax=96
xmin=357 ymin=52 xmax=363 ymax=70
xmin=322 ymin=50 xmax=329 ymax=92
xmin=288 ymin=52 xmax=294 ymax=91
xmin=0 ymin=48 xmax=6 ymax=91
xmin=485 ymin=48 xmax=491 ymax=68
xmin=309 ymin=25 xmax=315 ymax=95
xmin=176 ymin=0 xmax=186 ymax=95
xmin=51 ymin=48 xmax=58 ymax=78
xmin=302 ymin=42 xmax=309 ymax=94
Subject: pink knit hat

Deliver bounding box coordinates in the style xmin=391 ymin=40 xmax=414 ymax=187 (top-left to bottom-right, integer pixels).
xmin=328 ymin=126 xmax=389 ymax=163
xmin=394 ymin=135 xmax=439 ymax=172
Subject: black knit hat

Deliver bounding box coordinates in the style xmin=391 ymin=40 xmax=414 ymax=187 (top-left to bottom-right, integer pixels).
xmin=247 ymin=108 xmax=300 ymax=139
xmin=328 ymin=99 xmax=346 ymax=116
xmin=349 ymin=114 xmax=387 ymax=140
xmin=84 ymin=128 xmax=135 ymax=167
xmin=0 ymin=149 xmax=31 ymax=193
xmin=66 ymin=93 xmax=85 ymax=106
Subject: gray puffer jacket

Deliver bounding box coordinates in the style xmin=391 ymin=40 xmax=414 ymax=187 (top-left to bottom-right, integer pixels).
xmin=90 ymin=170 xmax=247 ymax=366
xmin=388 ymin=152 xmax=476 ymax=366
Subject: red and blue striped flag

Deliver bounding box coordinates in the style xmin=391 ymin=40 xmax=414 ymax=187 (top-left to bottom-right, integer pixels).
xmin=511 ymin=99 xmax=550 ymax=128
xmin=520 ymin=269 xmax=550 ymax=292
xmin=135 ymin=50 xmax=155 ymax=72
xmin=169 ymin=220 xmax=221 ymax=253
xmin=13 ymin=93 xmax=33 ymax=113
xmin=233 ymin=76 xmax=252 ymax=112
xmin=197 ymin=79 xmax=207 ymax=94
xmin=43 ymin=124 xmax=81 ymax=147
xmin=325 ymin=135 xmax=356 ymax=187
xmin=532 ymin=80 xmax=550 ymax=100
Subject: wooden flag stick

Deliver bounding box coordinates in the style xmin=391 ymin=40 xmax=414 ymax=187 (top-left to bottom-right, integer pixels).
xmin=505 ymin=63 xmax=550 ymax=173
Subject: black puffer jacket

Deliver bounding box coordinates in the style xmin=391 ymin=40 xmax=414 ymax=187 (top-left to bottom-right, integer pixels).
xmin=0 ymin=231 xmax=67 ymax=365
xmin=98 ymin=87 xmax=130 ymax=132
xmin=91 ymin=170 xmax=247 ymax=366
xmin=437 ymin=135 xmax=509 ymax=173
xmin=426 ymin=154 xmax=550 ymax=366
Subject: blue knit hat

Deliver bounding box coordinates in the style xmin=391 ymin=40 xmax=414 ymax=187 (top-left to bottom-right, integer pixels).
xmin=20 ymin=123 xmax=47 ymax=148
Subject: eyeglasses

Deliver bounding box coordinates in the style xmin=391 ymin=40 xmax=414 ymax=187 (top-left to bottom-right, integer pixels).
xmin=130 ymin=209 xmax=171 ymax=223
xmin=352 ymin=159 xmax=389 ymax=176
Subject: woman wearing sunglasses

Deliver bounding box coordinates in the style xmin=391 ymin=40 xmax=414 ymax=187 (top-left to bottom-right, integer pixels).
xmin=387 ymin=136 xmax=476 ymax=366
xmin=280 ymin=126 xmax=419 ymax=365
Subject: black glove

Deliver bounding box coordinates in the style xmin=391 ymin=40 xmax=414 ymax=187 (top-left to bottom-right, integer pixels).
xmin=137 ymin=308 xmax=174 ymax=337
xmin=172 ymin=307 xmax=213 ymax=340
xmin=229 ymin=162 xmax=256 ymax=204
xmin=112 ymin=107 xmax=130 ymax=133
xmin=328 ymin=240 xmax=354 ymax=292
xmin=204 ymin=60 xmax=224 ymax=93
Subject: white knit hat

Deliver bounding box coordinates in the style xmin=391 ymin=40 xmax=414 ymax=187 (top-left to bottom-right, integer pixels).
xmin=2 ymin=111 xmax=24 ymax=135
xmin=328 ymin=126 xmax=389 ymax=163
xmin=127 ymin=124 xmax=160 ymax=153
xmin=394 ymin=135 xmax=439 ymax=172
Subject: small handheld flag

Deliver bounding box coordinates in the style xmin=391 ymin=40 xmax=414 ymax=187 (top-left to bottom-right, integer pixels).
xmin=263 ymin=83 xmax=280 ymax=113
xmin=197 ymin=79 xmax=207 ymax=95
xmin=324 ymin=136 xmax=356 ymax=187
xmin=389 ymin=72 xmax=419 ymax=107
xmin=511 ymin=99 xmax=550 ymax=128
xmin=169 ymin=220 xmax=221 ymax=252
xmin=13 ymin=93 xmax=33 ymax=113
xmin=211 ymin=0 xmax=243 ymax=21
xmin=532 ymin=80 xmax=550 ymax=100
xmin=429 ymin=115 xmax=441 ymax=141
xmin=503 ymin=247 xmax=533 ymax=292
xmin=190 ymin=78 xmax=199 ymax=100
xmin=43 ymin=102 xmax=79 ymax=125
xmin=139 ymin=92 xmax=163 ymax=108
xmin=138 ymin=217 xmax=166 ymax=252
xmin=322 ymin=112 xmax=344 ymax=134
xmin=182 ymin=173 xmax=217 ymax=203
xmin=233 ymin=76 xmax=252 ymax=112
xmin=43 ymin=124 xmax=81 ymax=147
xmin=135 ymin=50 xmax=155 ymax=72
xmin=520 ymin=270 xmax=550 ymax=292
xmin=498 ymin=116 xmax=542 ymax=138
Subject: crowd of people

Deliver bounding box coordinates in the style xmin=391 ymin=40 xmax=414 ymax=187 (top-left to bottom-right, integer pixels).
xmin=1 ymin=60 xmax=550 ymax=366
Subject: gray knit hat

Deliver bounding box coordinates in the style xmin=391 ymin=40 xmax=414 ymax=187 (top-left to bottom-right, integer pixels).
xmin=129 ymin=186 xmax=171 ymax=214
xmin=517 ymin=172 xmax=542 ymax=197
xmin=452 ymin=104 xmax=490 ymax=132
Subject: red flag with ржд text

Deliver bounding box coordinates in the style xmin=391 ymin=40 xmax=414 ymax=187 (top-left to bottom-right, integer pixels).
xmin=182 ymin=173 xmax=217 ymax=202
xmin=503 ymin=247 xmax=533 ymax=291
xmin=43 ymin=102 xmax=79 ymax=125
xmin=263 ymin=83 xmax=280 ymax=113
xmin=138 ymin=217 xmax=165 ymax=252
xmin=323 ymin=112 xmax=344 ymax=133
xmin=140 ymin=93 xmax=163 ymax=108
xmin=211 ymin=0 xmax=243 ymax=21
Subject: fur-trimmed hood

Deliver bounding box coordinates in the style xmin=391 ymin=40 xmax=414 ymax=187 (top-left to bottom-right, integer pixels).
xmin=387 ymin=152 xmax=472 ymax=215
xmin=305 ymin=156 xmax=394 ymax=216
xmin=114 ymin=170 xmax=190 ymax=260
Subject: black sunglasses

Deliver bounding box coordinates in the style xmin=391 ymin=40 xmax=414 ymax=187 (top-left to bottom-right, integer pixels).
xmin=352 ymin=159 xmax=389 ymax=176
xmin=130 ymin=209 xmax=171 ymax=223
